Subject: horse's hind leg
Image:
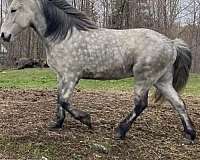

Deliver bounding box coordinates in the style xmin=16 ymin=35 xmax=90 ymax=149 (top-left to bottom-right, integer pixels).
xmin=155 ymin=80 xmax=196 ymax=141
xmin=49 ymin=75 xmax=92 ymax=129
xmin=115 ymin=81 xmax=151 ymax=139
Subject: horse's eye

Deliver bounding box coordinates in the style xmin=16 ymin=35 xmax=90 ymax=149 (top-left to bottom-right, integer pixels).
xmin=11 ymin=9 xmax=17 ymax=13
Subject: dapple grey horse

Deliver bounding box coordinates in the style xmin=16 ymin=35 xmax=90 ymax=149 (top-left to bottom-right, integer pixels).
xmin=0 ymin=0 xmax=196 ymax=142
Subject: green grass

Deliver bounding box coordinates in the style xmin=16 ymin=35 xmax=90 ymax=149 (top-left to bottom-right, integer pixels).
xmin=0 ymin=68 xmax=134 ymax=91
xmin=184 ymin=74 xmax=200 ymax=96
xmin=0 ymin=68 xmax=56 ymax=89
xmin=0 ymin=136 xmax=56 ymax=159
xmin=0 ymin=68 xmax=200 ymax=95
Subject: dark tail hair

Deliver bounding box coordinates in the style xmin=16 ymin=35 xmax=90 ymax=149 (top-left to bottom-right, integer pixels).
xmin=155 ymin=39 xmax=192 ymax=102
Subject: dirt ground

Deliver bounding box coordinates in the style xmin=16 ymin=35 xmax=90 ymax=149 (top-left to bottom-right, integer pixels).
xmin=0 ymin=89 xmax=199 ymax=160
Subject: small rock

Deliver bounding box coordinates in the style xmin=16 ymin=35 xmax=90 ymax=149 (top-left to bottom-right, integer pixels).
xmin=90 ymin=143 xmax=109 ymax=154
xmin=41 ymin=156 xmax=48 ymax=160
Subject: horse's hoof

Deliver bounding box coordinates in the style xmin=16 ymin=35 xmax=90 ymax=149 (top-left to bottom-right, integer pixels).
xmin=48 ymin=121 xmax=63 ymax=130
xmin=114 ymin=126 xmax=127 ymax=140
xmin=184 ymin=129 xmax=196 ymax=143
xmin=72 ymin=109 xmax=92 ymax=128
xmin=79 ymin=114 xmax=92 ymax=129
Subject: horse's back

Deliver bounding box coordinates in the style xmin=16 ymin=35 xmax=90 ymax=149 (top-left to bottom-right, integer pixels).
xmin=97 ymin=28 xmax=177 ymax=81
xmin=94 ymin=28 xmax=174 ymax=57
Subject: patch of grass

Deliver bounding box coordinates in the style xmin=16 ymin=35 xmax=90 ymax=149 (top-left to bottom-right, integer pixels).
xmin=0 ymin=68 xmax=199 ymax=95
xmin=0 ymin=69 xmax=57 ymax=89
xmin=184 ymin=74 xmax=200 ymax=96
xmin=0 ymin=136 xmax=58 ymax=159
xmin=0 ymin=69 xmax=134 ymax=91
xmin=78 ymin=78 xmax=134 ymax=92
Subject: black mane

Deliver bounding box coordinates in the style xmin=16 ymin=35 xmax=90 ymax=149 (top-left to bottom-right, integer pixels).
xmin=40 ymin=0 xmax=98 ymax=42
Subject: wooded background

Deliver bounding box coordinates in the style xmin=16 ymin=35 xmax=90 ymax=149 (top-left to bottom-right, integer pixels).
xmin=0 ymin=0 xmax=200 ymax=73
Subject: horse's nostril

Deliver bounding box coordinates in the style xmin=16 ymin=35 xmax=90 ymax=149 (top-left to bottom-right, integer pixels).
xmin=1 ymin=32 xmax=4 ymax=38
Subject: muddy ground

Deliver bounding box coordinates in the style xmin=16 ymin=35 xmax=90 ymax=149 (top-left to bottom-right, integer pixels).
xmin=0 ymin=89 xmax=199 ymax=159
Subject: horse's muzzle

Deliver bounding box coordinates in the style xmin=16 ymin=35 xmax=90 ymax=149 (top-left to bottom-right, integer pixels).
xmin=1 ymin=32 xmax=12 ymax=42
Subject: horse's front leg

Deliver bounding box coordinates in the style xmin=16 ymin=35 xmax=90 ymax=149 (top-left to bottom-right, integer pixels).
xmin=48 ymin=75 xmax=92 ymax=129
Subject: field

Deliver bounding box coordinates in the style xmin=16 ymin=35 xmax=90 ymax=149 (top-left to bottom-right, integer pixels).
xmin=0 ymin=69 xmax=200 ymax=159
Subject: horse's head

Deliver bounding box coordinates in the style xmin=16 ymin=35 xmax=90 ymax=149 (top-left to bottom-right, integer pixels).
xmin=1 ymin=0 xmax=98 ymax=43
xmin=1 ymin=0 xmax=36 ymax=42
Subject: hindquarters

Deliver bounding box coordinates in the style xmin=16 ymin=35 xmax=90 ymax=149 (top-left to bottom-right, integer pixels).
xmin=152 ymin=39 xmax=195 ymax=141
xmin=154 ymin=39 xmax=192 ymax=102
xmin=115 ymin=44 xmax=176 ymax=139
xmin=130 ymin=39 xmax=195 ymax=142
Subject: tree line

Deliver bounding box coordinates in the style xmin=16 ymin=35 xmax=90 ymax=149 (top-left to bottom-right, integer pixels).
xmin=1 ymin=0 xmax=200 ymax=73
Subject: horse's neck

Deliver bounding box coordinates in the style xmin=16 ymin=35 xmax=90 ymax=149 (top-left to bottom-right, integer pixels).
xmin=42 ymin=27 xmax=82 ymax=54
xmin=32 ymin=7 xmax=91 ymax=52
xmin=32 ymin=17 xmax=54 ymax=51
xmin=30 ymin=1 xmax=51 ymax=50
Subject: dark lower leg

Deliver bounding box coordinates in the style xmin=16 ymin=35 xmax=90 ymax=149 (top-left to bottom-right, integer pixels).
xmin=49 ymin=105 xmax=66 ymax=129
xmin=156 ymin=83 xmax=196 ymax=141
xmin=181 ymin=117 xmax=196 ymax=141
xmin=60 ymin=100 xmax=92 ymax=128
xmin=49 ymin=96 xmax=92 ymax=129
xmin=116 ymin=91 xmax=148 ymax=139
xmin=169 ymin=96 xmax=196 ymax=141
xmin=178 ymin=102 xmax=196 ymax=141
xmin=48 ymin=95 xmax=66 ymax=129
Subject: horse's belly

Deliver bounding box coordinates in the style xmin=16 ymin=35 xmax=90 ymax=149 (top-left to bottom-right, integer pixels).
xmin=82 ymin=65 xmax=133 ymax=80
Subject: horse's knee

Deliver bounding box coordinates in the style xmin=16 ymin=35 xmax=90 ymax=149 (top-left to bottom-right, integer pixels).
xmin=134 ymin=93 xmax=148 ymax=116
xmin=59 ymin=98 xmax=70 ymax=110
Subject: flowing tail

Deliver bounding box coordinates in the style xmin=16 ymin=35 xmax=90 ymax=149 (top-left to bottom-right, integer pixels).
xmin=155 ymin=38 xmax=192 ymax=102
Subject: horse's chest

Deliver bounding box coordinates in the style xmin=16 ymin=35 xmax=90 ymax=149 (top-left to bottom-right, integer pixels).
xmin=46 ymin=51 xmax=68 ymax=74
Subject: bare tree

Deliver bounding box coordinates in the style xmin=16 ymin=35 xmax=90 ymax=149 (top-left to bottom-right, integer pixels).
xmin=1 ymin=0 xmax=200 ymax=72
